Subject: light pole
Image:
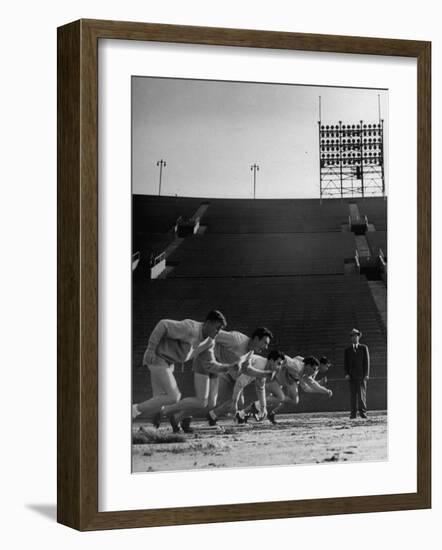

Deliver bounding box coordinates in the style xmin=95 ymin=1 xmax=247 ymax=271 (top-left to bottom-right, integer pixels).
xmin=250 ymin=163 xmax=259 ymax=199
xmin=156 ymin=159 xmax=167 ymax=196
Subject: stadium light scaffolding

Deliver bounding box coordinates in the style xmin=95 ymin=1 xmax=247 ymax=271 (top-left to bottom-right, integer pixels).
xmin=317 ymin=120 xmax=385 ymax=200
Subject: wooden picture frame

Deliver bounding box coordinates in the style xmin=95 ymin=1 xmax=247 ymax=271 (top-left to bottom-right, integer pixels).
xmin=57 ymin=19 xmax=431 ymax=531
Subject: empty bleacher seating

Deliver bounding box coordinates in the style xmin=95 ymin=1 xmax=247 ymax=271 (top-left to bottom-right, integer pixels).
xmin=133 ymin=195 xmax=202 ymax=234
xmin=133 ymin=275 xmax=386 ymax=411
xmin=132 ymin=194 xmax=387 ymax=412
xmin=168 ymin=233 xmax=355 ymax=277
xmin=201 ymin=198 xmax=350 ymax=233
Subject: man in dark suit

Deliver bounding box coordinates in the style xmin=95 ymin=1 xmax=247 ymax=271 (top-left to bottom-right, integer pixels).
xmin=344 ymin=328 xmax=370 ymax=419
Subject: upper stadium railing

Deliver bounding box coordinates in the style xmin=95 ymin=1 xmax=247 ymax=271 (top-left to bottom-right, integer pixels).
xmin=354 ymin=249 xmax=360 ymax=271
xmin=379 ymin=248 xmax=387 ymax=266
xmin=132 ymin=251 xmax=140 ymax=271
xmin=378 ymin=248 xmax=387 ymax=284
xmin=149 ymin=251 xmax=166 ymax=267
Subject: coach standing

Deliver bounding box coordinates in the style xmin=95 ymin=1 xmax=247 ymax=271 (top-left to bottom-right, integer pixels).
xmin=344 ymin=328 xmax=370 ymax=419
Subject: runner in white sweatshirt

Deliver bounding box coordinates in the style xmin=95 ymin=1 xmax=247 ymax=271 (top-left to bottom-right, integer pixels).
xmin=251 ymin=355 xmax=333 ymax=424
xmin=152 ymin=342 xmax=251 ymax=433
xmin=206 ymin=327 xmax=274 ymax=425
xmin=230 ymin=350 xmax=286 ymax=423
xmin=132 ymin=310 xmax=228 ymax=421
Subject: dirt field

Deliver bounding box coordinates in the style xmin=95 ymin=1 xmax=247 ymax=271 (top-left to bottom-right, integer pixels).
xmin=132 ymin=411 xmax=387 ymax=473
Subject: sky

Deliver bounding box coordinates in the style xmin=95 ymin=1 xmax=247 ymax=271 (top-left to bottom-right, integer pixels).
xmin=132 ymin=77 xmax=388 ymax=199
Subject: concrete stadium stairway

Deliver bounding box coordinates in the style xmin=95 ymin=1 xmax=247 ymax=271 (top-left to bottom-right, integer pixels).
xmin=366 ymin=231 xmax=387 ymax=257
xmin=367 ymin=281 xmax=387 ymax=329
xmin=358 ymin=197 xmax=387 ymax=230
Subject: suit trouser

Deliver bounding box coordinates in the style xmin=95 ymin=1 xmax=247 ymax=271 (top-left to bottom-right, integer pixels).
xmin=349 ymin=378 xmax=367 ymax=416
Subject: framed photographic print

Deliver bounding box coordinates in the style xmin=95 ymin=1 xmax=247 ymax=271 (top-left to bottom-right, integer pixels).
xmin=57 ymin=19 xmax=431 ymax=530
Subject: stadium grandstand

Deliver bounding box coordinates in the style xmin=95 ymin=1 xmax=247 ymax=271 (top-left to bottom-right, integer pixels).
xmin=132 ymin=195 xmax=387 ymax=414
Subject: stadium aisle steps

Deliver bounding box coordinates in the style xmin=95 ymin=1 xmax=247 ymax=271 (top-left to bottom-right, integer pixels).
xmin=368 ymin=281 xmax=387 ymax=329
xmin=366 ymin=231 xmax=387 ymax=257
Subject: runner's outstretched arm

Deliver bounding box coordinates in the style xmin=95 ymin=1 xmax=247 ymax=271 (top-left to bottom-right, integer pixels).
xmin=300 ymin=376 xmax=332 ymax=395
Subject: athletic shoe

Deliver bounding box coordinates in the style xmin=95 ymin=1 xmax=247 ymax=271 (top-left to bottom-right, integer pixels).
xmin=181 ymin=417 xmax=194 ymax=433
xmin=235 ymin=411 xmax=246 ymax=425
xmin=349 ymin=414 xmax=357 ymax=419
xmin=169 ymin=414 xmax=182 ymax=434
xmin=206 ymin=410 xmax=217 ymax=426
xmin=268 ymin=412 xmax=278 ymax=425
xmin=359 ymin=412 xmax=368 ymax=419
xmin=249 ymin=402 xmax=260 ymax=422
xmin=152 ymin=411 xmax=162 ymax=428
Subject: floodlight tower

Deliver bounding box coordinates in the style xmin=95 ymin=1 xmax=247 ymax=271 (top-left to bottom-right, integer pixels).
xmin=318 ymin=119 xmax=385 ymax=200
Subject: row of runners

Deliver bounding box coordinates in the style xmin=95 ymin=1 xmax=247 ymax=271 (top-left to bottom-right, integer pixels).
xmin=132 ymin=309 xmax=333 ymax=433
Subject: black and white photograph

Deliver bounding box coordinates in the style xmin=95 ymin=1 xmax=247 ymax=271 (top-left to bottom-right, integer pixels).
xmin=131 ymin=76 xmax=388 ymax=473
xmin=0 ymin=0 xmax=436 ymax=541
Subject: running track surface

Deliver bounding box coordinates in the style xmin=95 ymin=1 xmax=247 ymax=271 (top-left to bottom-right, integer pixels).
xmin=132 ymin=410 xmax=387 ymax=473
